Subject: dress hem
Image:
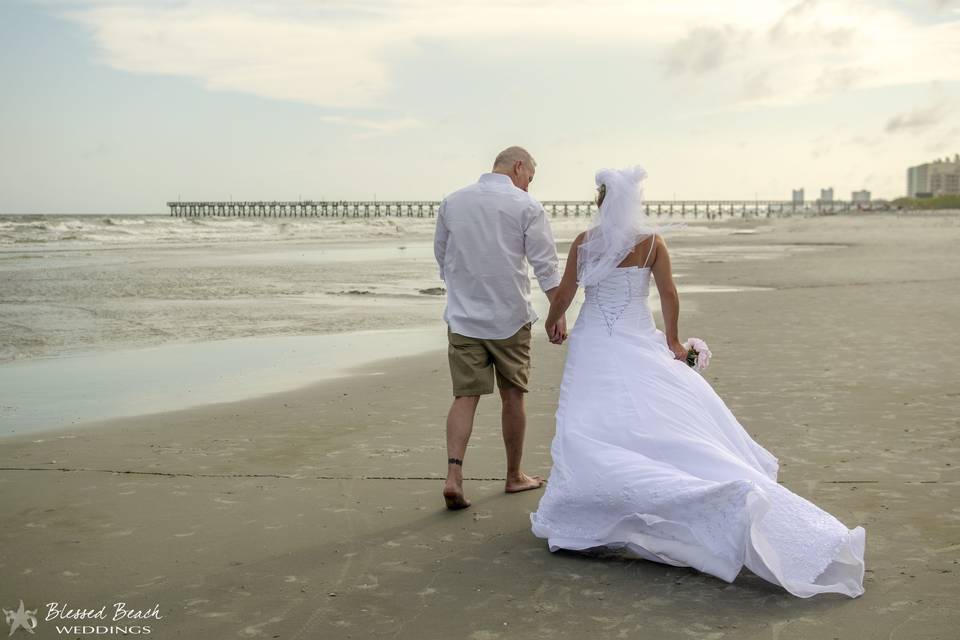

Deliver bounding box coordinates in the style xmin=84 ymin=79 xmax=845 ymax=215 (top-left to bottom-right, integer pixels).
xmin=530 ymin=484 xmax=866 ymax=598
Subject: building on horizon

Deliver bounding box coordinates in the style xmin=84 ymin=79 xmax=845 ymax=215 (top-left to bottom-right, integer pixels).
xmin=851 ymin=190 xmax=871 ymax=203
xmin=818 ymin=187 xmax=834 ymax=204
xmin=907 ymin=154 xmax=960 ymax=198
xmin=792 ymin=188 xmax=804 ymax=204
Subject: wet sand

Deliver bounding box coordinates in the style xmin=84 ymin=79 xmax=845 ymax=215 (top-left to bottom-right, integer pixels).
xmin=2 ymin=212 xmax=959 ymax=639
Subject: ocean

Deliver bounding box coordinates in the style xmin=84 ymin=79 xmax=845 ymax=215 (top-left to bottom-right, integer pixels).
xmin=0 ymin=213 xmax=782 ymax=435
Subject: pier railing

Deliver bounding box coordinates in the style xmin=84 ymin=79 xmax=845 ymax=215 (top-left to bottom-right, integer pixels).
xmin=166 ymin=200 xmax=876 ymax=219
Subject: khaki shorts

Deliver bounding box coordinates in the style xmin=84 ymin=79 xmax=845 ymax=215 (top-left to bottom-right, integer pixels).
xmin=447 ymin=322 xmax=532 ymax=396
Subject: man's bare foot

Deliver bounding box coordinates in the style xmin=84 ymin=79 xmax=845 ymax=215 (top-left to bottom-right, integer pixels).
xmin=442 ymin=480 xmax=471 ymax=510
xmin=505 ymin=472 xmax=545 ymax=493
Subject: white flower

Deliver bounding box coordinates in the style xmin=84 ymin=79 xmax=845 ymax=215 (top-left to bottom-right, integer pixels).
xmin=682 ymin=337 xmax=712 ymax=371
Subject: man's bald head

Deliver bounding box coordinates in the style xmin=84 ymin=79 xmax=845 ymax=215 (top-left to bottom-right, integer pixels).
xmin=492 ymin=146 xmax=537 ymax=192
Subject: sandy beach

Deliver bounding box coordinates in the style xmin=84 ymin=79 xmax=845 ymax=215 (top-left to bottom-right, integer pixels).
xmin=2 ymin=212 xmax=959 ymax=639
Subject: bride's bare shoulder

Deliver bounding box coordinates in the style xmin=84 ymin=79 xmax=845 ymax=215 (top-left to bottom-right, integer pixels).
xmin=635 ymin=234 xmax=663 ymax=254
xmin=647 ymin=234 xmax=668 ymax=251
xmin=635 ymin=234 xmax=666 ymax=268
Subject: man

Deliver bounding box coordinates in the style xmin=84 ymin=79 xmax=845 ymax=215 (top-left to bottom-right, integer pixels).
xmin=433 ymin=145 xmax=566 ymax=510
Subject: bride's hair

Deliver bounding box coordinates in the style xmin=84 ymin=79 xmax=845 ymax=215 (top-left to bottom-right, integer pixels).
xmin=596 ymin=183 xmax=606 ymax=207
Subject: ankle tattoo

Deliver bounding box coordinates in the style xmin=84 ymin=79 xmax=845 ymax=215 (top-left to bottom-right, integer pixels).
xmin=448 ymin=457 xmax=463 ymax=466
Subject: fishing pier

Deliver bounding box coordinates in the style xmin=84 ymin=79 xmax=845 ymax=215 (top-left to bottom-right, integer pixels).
xmin=167 ymin=199 xmax=866 ymax=219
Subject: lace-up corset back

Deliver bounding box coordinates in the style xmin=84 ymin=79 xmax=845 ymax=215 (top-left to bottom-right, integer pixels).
xmin=581 ymin=267 xmax=655 ymax=336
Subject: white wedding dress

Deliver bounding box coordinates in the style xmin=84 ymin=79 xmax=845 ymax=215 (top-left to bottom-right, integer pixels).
xmin=529 ymin=265 xmax=866 ymax=597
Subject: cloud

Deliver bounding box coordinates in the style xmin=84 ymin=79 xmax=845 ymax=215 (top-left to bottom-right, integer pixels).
xmin=665 ymin=0 xmax=960 ymax=113
xmin=660 ymin=25 xmax=752 ymax=76
xmin=57 ymin=3 xmax=399 ymax=110
xmin=885 ymin=97 xmax=953 ymax=133
xmin=31 ymin=0 xmax=960 ymax=123
xmin=738 ymin=70 xmax=774 ymax=101
xmin=768 ymin=0 xmax=856 ymax=47
xmin=814 ymin=66 xmax=871 ymax=94
xmin=34 ymin=0 xmax=711 ymax=130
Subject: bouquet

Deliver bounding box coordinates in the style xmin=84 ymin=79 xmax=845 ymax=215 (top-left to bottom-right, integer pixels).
xmin=683 ymin=337 xmax=711 ymax=371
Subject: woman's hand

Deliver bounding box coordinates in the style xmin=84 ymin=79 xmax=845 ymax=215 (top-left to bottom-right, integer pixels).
xmin=667 ymin=338 xmax=686 ymax=360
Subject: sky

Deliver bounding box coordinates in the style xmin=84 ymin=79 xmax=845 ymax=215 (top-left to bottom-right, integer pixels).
xmin=1 ymin=0 xmax=959 ymax=214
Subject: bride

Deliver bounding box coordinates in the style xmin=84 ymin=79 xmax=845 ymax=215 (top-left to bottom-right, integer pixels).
xmin=529 ymin=165 xmax=866 ymax=598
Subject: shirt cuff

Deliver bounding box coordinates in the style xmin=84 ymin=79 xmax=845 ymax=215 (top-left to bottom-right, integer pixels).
xmin=538 ymin=268 xmax=562 ymax=292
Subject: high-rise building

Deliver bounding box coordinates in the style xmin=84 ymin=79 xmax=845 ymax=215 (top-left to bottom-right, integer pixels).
xmin=851 ymin=190 xmax=871 ymax=203
xmin=907 ymin=154 xmax=960 ymax=197
xmin=819 ymin=188 xmax=834 ymax=203
xmin=792 ymin=189 xmax=804 ymax=204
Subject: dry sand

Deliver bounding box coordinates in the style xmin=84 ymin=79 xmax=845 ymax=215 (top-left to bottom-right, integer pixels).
xmin=2 ymin=212 xmax=959 ymax=639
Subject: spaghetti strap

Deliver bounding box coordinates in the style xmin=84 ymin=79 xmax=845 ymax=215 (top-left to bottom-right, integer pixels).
xmin=641 ymin=234 xmax=657 ymax=269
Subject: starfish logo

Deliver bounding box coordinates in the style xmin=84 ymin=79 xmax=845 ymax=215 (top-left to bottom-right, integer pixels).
xmin=2 ymin=600 xmax=37 ymax=635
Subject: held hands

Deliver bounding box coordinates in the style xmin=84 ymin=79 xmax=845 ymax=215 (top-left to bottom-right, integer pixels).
xmin=546 ymin=316 xmax=568 ymax=344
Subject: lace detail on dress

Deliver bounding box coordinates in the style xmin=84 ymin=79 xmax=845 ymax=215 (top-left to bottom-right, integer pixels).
xmin=755 ymin=483 xmax=857 ymax=585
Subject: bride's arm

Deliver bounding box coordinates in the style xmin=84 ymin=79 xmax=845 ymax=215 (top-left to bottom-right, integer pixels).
xmin=649 ymin=235 xmax=685 ymax=358
xmin=545 ymin=232 xmax=584 ymax=341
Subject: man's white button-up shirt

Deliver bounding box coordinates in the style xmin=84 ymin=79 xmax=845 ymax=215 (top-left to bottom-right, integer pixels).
xmin=434 ymin=172 xmax=562 ymax=339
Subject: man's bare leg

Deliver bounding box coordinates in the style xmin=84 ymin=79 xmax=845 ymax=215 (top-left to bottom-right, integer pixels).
xmin=500 ymin=386 xmax=544 ymax=493
xmin=443 ymin=395 xmax=480 ymax=510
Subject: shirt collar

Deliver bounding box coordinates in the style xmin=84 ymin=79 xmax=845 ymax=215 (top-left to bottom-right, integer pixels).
xmin=478 ymin=172 xmax=514 ymax=186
